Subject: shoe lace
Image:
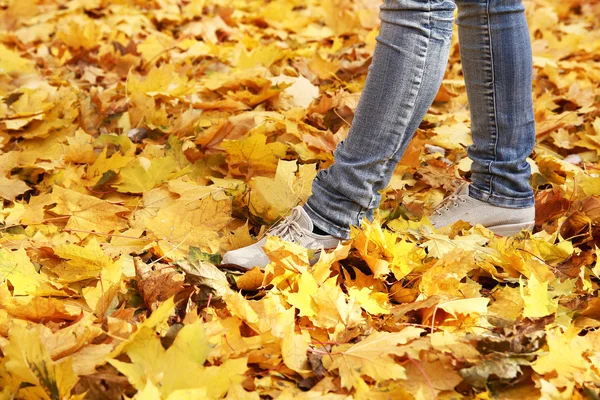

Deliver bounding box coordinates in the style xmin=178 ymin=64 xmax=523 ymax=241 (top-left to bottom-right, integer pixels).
xmin=432 ymin=191 xmax=467 ymax=216
xmin=265 ymin=210 xmax=305 ymax=242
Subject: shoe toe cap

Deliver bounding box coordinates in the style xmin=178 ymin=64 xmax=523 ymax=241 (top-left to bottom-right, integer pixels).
xmin=222 ymin=246 xmax=271 ymax=270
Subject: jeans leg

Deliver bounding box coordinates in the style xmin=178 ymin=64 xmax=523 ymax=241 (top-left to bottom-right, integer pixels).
xmin=456 ymin=0 xmax=536 ymax=208
xmin=304 ymin=0 xmax=455 ymax=239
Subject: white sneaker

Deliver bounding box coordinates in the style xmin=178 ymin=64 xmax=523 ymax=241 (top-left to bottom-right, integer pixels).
xmin=428 ymin=182 xmax=535 ymax=236
xmin=222 ymin=206 xmax=342 ymax=269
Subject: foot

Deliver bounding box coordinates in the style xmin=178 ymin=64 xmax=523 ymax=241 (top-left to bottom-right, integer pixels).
xmin=428 ymin=182 xmax=535 ymax=236
xmin=222 ymin=206 xmax=342 ymax=270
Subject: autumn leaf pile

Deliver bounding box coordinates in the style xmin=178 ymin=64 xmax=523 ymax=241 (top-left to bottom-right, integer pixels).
xmin=1 ymin=0 xmax=600 ymax=398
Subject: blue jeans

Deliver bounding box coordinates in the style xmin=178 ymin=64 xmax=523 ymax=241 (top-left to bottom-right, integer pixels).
xmin=304 ymin=0 xmax=536 ymax=239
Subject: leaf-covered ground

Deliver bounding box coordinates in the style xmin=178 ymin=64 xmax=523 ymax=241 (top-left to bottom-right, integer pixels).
xmin=1 ymin=0 xmax=600 ymax=398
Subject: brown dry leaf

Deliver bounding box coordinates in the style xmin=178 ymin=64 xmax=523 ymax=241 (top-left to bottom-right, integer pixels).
xmin=236 ymin=267 xmax=265 ymax=291
xmin=134 ymin=258 xmax=187 ymax=310
xmin=535 ymin=187 xmax=571 ymax=228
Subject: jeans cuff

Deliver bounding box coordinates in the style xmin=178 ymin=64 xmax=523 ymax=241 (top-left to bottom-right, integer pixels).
xmin=468 ymin=184 xmax=535 ymax=209
xmin=303 ymin=203 xmax=352 ymax=240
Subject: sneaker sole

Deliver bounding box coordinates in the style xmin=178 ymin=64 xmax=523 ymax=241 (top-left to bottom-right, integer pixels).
xmin=487 ymin=221 xmax=535 ymax=236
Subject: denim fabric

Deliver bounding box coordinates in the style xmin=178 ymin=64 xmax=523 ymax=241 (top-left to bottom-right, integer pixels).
xmin=304 ymin=0 xmax=536 ymax=239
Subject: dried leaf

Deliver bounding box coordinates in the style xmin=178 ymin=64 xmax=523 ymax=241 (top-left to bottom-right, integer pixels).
xmin=325 ymin=327 xmax=424 ymax=389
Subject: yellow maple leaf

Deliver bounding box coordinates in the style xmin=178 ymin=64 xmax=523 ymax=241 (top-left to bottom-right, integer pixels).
xmin=262 ymin=235 xmax=311 ymax=274
xmin=430 ymin=121 xmax=473 ymax=150
xmin=64 ymin=129 xmax=96 ymax=164
xmin=0 ymin=43 xmax=35 ymax=75
xmin=116 ymin=156 xmax=178 ymax=193
xmin=50 ymin=186 xmax=129 ymax=237
xmin=535 ymin=154 xmax=580 ymax=185
xmin=352 ymin=219 xmax=423 ymax=279
xmin=82 ymin=256 xmax=123 ymax=316
xmin=127 ymin=63 xmax=191 ymax=97
xmin=14 ymin=192 xmax=53 ymax=226
xmin=526 ymin=236 xmax=574 ymax=265
xmin=520 ymin=275 xmax=557 ymax=318
xmin=235 ymin=43 xmax=287 ymax=70
xmin=325 ymin=327 xmax=424 ymax=389
xmin=52 ymin=238 xmax=114 ymax=283
xmin=487 ymin=285 xmax=524 ymax=321
xmin=283 ymin=271 xmax=319 ymax=318
xmin=423 ymin=232 xmax=489 ymax=259
xmin=18 ymin=86 xmax=79 ymax=140
xmin=311 ymin=277 xmax=363 ymax=330
xmin=221 ymin=133 xmax=288 ymax=176
xmin=56 ymin=15 xmax=103 ymax=50
xmin=5 ymin=113 xmax=43 ymax=132
xmin=128 ymin=92 xmax=171 ymax=130
xmin=3 ymin=324 xmax=79 ymax=400
xmin=0 ymin=176 xmax=30 ymax=201
xmin=280 ymin=308 xmax=311 ymax=373
xmin=0 ymin=285 xmax=81 ymax=323
xmin=578 ymin=174 xmax=600 ymax=196
xmin=420 ymin=249 xmax=482 ymax=299
xmin=430 ymin=331 xmax=480 ymax=361
xmin=402 ymin=358 xmax=464 ymax=400
xmin=353 ymin=377 xmax=414 ymax=399
xmin=136 ymin=34 xmax=175 ymax=65
xmin=110 ymin=318 xmax=248 ymax=398
xmin=248 ymin=160 xmax=316 ymax=223
xmin=0 ymin=152 xmax=20 ymax=176
xmin=0 ymin=248 xmax=63 ymax=296
xmin=486 ymin=237 xmax=555 ymax=282
xmin=223 ymin=289 xmax=260 ymax=326
xmin=166 ymin=177 xmax=224 ymax=203
xmin=346 ymin=286 xmax=391 ymax=315
xmin=269 ymin=75 xmax=320 ymax=109
xmin=202 ymin=316 xmax=266 ymax=362
xmin=532 ymin=326 xmax=596 ymax=389
xmin=5 ymin=87 xmax=53 ymax=119
xmin=40 ymin=314 xmax=103 ymax=360
xmin=181 ymin=0 xmax=206 ymax=19
xmin=574 ymin=117 xmax=600 ymax=156
xmin=312 ymin=241 xmax=352 ymax=284
xmin=86 ymin=147 xmax=134 ymax=183
xmin=145 ymin=194 xmax=232 ymax=253
xmin=308 ymin=52 xmax=338 ymax=80
xmin=320 ymin=0 xmax=363 ymax=36
xmin=438 ymin=297 xmax=490 ymax=318
xmin=111 ymin=297 xmax=175 ymax=359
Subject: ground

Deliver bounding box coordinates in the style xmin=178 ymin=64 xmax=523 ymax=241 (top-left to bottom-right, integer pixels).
xmin=1 ymin=0 xmax=600 ymax=398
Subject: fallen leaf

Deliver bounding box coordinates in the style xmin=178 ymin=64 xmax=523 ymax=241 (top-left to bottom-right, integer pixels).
xmin=325 ymin=327 xmax=425 ymax=389
xmin=0 ymin=176 xmax=30 ymax=201
xmin=49 ymin=186 xmax=129 ymax=236
xmin=4 ymin=324 xmax=79 ymax=399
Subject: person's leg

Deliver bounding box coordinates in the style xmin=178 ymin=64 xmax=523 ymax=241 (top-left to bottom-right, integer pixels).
xmin=304 ymin=0 xmax=456 ymax=239
xmin=455 ymin=0 xmax=536 ymax=208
